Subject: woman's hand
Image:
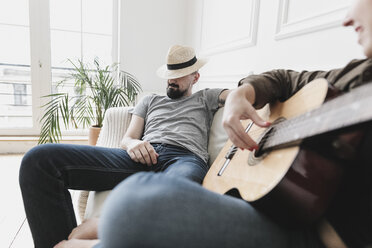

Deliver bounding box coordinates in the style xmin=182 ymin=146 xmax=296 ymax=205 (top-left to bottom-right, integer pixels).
xmin=223 ymin=84 xmax=270 ymax=150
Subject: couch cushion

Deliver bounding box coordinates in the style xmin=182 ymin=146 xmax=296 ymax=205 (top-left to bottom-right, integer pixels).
xmin=208 ymin=107 xmax=228 ymax=166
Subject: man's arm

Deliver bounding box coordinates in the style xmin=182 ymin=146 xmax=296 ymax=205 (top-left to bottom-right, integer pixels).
xmin=120 ymin=115 xmax=158 ymax=166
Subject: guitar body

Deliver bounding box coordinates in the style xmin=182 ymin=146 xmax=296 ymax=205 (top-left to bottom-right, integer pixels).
xmin=203 ymin=79 xmax=348 ymax=225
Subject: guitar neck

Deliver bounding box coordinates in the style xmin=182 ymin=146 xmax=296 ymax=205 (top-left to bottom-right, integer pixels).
xmin=261 ymin=82 xmax=372 ymax=152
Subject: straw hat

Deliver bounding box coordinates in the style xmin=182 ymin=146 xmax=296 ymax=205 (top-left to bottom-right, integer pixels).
xmin=156 ymin=45 xmax=207 ymax=79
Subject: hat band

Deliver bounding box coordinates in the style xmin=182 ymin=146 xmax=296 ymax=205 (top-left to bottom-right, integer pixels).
xmin=167 ymin=56 xmax=197 ymax=70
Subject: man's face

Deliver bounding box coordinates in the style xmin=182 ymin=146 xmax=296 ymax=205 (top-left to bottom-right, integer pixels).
xmin=343 ymin=0 xmax=372 ymax=57
xmin=166 ymin=73 xmax=198 ymax=99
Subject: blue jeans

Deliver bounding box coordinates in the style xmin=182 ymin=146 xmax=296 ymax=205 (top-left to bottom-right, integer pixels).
xmin=19 ymin=143 xmax=207 ymax=248
xmin=96 ymin=173 xmax=325 ymax=248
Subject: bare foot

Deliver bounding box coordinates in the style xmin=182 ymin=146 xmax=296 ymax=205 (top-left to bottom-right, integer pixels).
xmin=68 ymin=217 xmax=99 ymax=240
xmin=54 ymin=239 xmax=99 ymax=248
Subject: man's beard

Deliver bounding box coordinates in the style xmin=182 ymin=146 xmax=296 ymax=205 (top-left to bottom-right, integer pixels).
xmin=166 ymin=84 xmax=188 ymax=99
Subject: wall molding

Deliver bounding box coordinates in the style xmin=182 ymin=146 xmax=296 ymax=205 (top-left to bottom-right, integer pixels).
xmin=275 ymin=0 xmax=350 ymax=40
xmin=200 ymin=0 xmax=260 ymax=56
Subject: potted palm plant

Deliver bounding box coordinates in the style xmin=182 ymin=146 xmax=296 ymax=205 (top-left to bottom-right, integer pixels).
xmin=38 ymin=58 xmax=141 ymax=144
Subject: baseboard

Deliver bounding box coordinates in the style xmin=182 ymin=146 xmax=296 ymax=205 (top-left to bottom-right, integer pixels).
xmin=0 ymin=136 xmax=89 ymax=154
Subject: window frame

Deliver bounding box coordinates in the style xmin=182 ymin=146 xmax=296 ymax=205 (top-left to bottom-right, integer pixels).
xmin=0 ymin=0 xmax=120 ymax=136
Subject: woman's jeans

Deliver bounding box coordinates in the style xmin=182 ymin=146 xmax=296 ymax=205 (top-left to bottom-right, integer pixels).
xmin=19 ymin=143 xmax=207 ymax=248
xmin=97 ymin=172 xmax=325 ymax=248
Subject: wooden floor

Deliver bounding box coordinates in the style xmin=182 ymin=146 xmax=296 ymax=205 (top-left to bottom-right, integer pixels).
xmin=0 ymin=154 xmax=81 ymax=248
xmin=0 ymin=154 xmax=32 ymax=247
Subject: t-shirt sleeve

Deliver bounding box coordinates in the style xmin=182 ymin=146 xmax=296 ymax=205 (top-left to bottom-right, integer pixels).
xmin=205 ymin=88 xmax=226 ymax=111
xmin=133 ymin=95 xmax=152 ymax=119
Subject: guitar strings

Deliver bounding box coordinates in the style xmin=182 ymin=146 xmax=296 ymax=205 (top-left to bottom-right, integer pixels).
xmin=235 ymin=81 xmax=329 ymax=144
xmin=237 ymin=84 xmax=372 ymax=151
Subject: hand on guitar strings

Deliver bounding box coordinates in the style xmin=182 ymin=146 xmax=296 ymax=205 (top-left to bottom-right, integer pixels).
xmin=222 ymin=84 xmax=271 ymax=151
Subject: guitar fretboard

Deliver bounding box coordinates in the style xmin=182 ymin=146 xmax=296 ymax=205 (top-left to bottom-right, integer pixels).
xmin=261 ymin=82 xmax=372 ymax=151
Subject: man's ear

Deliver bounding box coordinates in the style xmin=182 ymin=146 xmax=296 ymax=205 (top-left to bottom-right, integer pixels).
xmin=193 ymin=72 xmax=200 ymax=84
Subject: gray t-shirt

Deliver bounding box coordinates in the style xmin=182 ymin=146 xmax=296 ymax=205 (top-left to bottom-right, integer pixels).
xmin=133 ymin=88 xmax=224 ymax=163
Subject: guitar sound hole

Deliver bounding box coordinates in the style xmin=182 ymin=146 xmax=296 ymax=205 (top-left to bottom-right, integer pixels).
xmin=248 ymin=117 xmax=287 ymax=165
xmin=247 ymin=151 xmax=265 ymax=166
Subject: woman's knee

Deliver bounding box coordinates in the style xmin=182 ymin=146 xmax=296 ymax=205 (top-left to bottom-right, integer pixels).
xmin=99 ymin=172 xmax=190 ymax=247
xmin=102 ymin=172 xmax=177 ymax=214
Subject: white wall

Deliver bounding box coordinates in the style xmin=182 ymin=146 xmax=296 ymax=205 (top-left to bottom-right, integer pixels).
xmin=119 ymin=0 xmax=365 ymax=93
xmin=121 ymin=0 xmax=363 ymax=93
xmin=119 ymin=0 xmax=188 ymax=95
xmin=190 ymin=0 xmax=365 ymax=91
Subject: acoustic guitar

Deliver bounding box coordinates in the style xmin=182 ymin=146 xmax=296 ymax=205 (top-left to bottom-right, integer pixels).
xmin=203 ymin=79 xmax=372 ymax=225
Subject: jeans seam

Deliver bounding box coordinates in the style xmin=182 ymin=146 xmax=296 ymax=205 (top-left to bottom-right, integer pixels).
xmin=60 ymin=166 xmax=140 ymax=174
xmin=58 ymin=174 xmax=77 ymax=235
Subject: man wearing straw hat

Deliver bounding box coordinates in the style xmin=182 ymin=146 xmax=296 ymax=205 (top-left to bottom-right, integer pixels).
xmin=19 ymin=44 xmax=231 ymax=248
xmin=121 ymin=44 xmax=230 ymax=176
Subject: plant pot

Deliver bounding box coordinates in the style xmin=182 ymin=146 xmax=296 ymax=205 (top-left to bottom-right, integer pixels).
xmin=88 ymin=126 xmax=101 ymax=146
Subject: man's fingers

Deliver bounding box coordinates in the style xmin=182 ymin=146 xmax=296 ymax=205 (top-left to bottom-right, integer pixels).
xmin=128 ymin=151 xmax=139 ymax=162
xmin=139 ymin=146 xmax=153 ymax=166
xmin=144 ymin=143 xmax=159 ymax=165
xmin=133 ymin=150 xmax=146 ymax=164
xmin=128 ymin=142 xmax=159 ymax=165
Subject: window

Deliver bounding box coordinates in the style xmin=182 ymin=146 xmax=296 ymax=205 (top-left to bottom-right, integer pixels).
xmin=0 ymin=0 xmax=119 ymax=135
xmin=0 ymin=0 xmax=32 ymax=129
xmin=13 ymin=83 xmax=28 ymax=106
xmin=49 ymin=0 xmax=118 ymax=133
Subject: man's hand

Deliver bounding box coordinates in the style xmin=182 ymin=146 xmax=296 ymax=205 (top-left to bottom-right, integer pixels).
xmin=120 ymin=115 xmax=158 ymax=165
xmin=223 ymin=84 xmax=270 ymax=150
xmin=127 ymin=140 xmax=159 ymax=166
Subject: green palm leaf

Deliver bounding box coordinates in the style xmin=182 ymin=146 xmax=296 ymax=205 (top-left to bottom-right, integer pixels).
xmin=38 ymin=58 xmax=141 ymax=144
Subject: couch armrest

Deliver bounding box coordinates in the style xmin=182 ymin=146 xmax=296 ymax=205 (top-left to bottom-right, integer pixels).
xmin=96 ymin=107 xmax=134 ymax=148
xmin=78 ymin=107 xmax=133 ymax=221
xmin=208 ymin=107 xmax=228 ymax=166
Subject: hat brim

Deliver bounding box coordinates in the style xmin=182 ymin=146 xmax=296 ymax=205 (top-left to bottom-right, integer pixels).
xmin=156 ymin=58 xmax=207 ymax=79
